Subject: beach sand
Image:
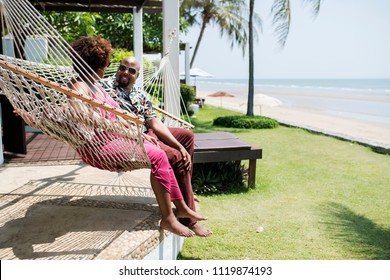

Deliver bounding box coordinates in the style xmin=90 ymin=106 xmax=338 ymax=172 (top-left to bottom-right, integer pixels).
xmin=195 ymin=90 xmax=390 ymax=150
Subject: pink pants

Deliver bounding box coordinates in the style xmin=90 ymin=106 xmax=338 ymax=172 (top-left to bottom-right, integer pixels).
xmin=144 ymin=140 xmax=183 ymax=201
xmin=77 ymin=133 xmax=183 ymax=202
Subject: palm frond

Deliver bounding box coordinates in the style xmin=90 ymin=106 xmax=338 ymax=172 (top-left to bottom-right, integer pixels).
xmin=303 ymin=0 xmax=323 ymax=16
xmin=271 ymin=0 xmax=291 ymax=48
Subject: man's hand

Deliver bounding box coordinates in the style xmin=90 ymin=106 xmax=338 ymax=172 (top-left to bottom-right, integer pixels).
xmin=179 ymin=146 xmax=192 ymax=171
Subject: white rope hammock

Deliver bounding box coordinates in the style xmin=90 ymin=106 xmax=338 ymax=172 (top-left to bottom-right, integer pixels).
xmin=0 ymin=0 xmax=192 ymax=173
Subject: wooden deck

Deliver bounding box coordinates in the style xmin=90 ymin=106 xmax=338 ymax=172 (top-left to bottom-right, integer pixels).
xmin=4 ymin=131 xmax=262 ymax=187
xmin=3 ymin=132 xmax=79 ymax=164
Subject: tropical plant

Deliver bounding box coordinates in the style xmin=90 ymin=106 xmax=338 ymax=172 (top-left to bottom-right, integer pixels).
xmin=246 ymin=0 xmax=323 ymax=116
xmin=192 ymin=161 xmax=247 ymax=195
xmin=95 ymin=13 xmax=135 ymax=51
xmin=271 ymin=0 xmax=323 ymax=48
xmin=42 ymin=11 xmax=164 ymax=52
xmin=180 ymin=0 xmax=261 ymax=68
xmin=43 ymin=12 xmax=100 ymax=42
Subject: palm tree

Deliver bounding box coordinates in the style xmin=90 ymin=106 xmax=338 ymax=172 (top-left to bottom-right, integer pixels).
xmin=247 ymin=0 xmax=255 ymax=116
xmin=246 ymin=0 xmax=322 ymax=116
xmin=180 ymin=0 xmax=261 ymax=68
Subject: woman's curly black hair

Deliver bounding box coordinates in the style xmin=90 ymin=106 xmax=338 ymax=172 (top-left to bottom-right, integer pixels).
xmin=70 ymin=35 xmax=112 ymax=76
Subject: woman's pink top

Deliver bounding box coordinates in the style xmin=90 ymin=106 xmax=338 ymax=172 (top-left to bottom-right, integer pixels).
xmin=91 ymin=83 xmax=120 ymax=121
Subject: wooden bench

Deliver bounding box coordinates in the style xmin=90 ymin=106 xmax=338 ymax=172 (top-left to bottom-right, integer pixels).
xmin=194 ymin=97 xmax=205 ymax=108
xmin=193 ymin=132 xmax=262 ymax=188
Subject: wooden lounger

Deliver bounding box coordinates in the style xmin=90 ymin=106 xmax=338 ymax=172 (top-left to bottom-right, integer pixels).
xmin=193 ymin=132 xmax=262 ymax=188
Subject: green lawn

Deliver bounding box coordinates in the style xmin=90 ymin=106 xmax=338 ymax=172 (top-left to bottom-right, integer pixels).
xmin=179 ymin=106 xmax=390 ymax=260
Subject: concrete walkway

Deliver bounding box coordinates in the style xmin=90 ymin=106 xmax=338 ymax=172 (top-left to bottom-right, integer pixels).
xmin=0 ymin=162 xmax=183 ymax=260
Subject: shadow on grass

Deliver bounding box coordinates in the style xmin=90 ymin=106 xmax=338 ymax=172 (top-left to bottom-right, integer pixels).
xmin=320 ymin=202 xmax=390 ymax=259
xmin=176 ymin=252 xmax=201 ymax=260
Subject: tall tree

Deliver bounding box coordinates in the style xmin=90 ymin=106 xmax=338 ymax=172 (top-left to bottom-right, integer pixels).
xmin=247 ymin=0 xmax=256 ymax=116
xmin=181 ymin=0 xmax=261 ymax=68
xmin=246 ymin=0 xmax=322 ymax=116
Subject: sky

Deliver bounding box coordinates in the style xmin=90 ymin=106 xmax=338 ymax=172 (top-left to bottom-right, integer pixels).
xmin=179 ymin=0 xmax=390 ymax=79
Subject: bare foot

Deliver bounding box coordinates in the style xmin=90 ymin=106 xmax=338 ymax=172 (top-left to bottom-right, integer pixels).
xmin=175 ymin=207 xmax=208 ymax=221
xmin=160 ymin=216 xmax=195 ymax=237
xmin=194 ymin=195 xmax=201 ymax=203
xmin=190 ymin=223 xmax=213 ymax=237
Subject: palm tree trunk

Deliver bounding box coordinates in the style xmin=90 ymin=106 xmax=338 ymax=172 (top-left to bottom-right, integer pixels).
xmin=190 ymin=20 xmax=208 ymax=68
xmin=246 ymin=0 xmax=255 ymax=116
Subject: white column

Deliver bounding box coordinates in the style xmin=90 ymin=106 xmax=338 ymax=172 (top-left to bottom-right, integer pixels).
xmin=133 ymin=7 xmax=143 ymax=87
xmin=163 ymin=0 xmax=180 ymax=117
xmin=184 ymin=42 xmax=190 ymax=85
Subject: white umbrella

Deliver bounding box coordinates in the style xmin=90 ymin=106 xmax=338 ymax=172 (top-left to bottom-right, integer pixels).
xmin=180 ymin=68 xmax=213 ymax=85
xmin=188 ymin=68 xmax=213 ymax=78
xmin=253 ymin=94 xmax=282 ymax=115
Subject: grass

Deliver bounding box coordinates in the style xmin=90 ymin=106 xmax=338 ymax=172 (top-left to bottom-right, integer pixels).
xmin=178 ymin=105 xmax=390 ymax=260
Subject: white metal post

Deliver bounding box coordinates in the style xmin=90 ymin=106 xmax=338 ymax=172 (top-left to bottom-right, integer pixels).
xmin=163 ymin=0 xmax=180 ymax=117
xmin=185 ymin=42 xmax=190 ymax=85
xmin=133 ymin=7 xmax=143 ymax=87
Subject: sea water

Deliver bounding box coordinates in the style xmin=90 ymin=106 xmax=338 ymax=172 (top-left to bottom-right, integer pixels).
xmin=195 ymin=78 xmax=390 ymax=126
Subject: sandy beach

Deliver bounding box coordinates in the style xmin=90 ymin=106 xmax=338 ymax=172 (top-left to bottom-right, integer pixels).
xmin=195 ymin=89 xmax=390 ymax=150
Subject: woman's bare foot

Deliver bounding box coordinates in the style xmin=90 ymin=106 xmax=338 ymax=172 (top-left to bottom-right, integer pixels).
xmin=175 ymin=206 xmax=208 ymax=221
xmin=190 ymin=223 xmax=213 ymax=237
xmin=160 ymin=216 xmax=195 ymax=237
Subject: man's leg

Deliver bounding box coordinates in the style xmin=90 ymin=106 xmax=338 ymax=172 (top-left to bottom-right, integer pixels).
xmin=148 ymin=128 xmax=196 ymax=226
xmin=148 ymin=128 xmax=212 ymax=237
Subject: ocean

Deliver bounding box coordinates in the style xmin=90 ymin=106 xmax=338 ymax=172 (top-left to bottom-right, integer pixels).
xmin=194 ymin=78 xmax=390 ymax=126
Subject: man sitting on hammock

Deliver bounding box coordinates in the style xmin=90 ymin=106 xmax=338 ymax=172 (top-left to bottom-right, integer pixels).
xmin=68 ymin=36 xmax=208 ymax=237
xmin=105 ymin=57 xmax=212 ymax=238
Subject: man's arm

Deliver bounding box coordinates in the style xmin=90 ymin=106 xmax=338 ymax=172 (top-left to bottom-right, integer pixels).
xmin=148 ymin=118 xmax=181 ymax=149
xmin=147 ymin=118 xmax=192 ymax=170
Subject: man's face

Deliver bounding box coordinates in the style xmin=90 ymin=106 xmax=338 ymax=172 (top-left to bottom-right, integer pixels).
xmin=116 ymin=58 xmax=139 ymax=89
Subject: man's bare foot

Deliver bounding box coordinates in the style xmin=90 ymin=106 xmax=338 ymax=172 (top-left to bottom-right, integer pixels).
xmin=175 ymin=207 xmax=208 ymax=221
xmin=190 ymin=223 xmax=213 ymax=237
xmin=194 ymin=195 xmax=201 ymax=203
xmin=160 ymin=217 xmax=195 ymax=237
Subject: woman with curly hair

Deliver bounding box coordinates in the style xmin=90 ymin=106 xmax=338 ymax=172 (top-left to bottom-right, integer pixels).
xmin=68 ymin=36 xmax=206 ymax=237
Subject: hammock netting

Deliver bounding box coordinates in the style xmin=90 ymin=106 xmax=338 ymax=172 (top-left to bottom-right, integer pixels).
xmin=0 ymin=0 xmax=192 ymax=173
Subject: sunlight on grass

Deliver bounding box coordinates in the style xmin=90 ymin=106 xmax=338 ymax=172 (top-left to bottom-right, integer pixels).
xmin=180 ymin=105 xmax=390 ymax=260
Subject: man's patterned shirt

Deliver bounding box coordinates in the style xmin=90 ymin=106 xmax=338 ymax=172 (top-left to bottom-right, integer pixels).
xmin=100 ymin=78 xmax=157 ymax=131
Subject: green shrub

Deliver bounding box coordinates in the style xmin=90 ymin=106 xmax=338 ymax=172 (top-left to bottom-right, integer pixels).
xmin=140 ymin=83 xmax=195 ymax=115
xmin=213 ymin=115 xmax=279 ymax=129
xmin=192 ymin=161 xmax=247 ymax=195
xmin=180 ymin=84 xmax=196 ymax=114
xmin=111 ymin=48 xmax=134 ymax=63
